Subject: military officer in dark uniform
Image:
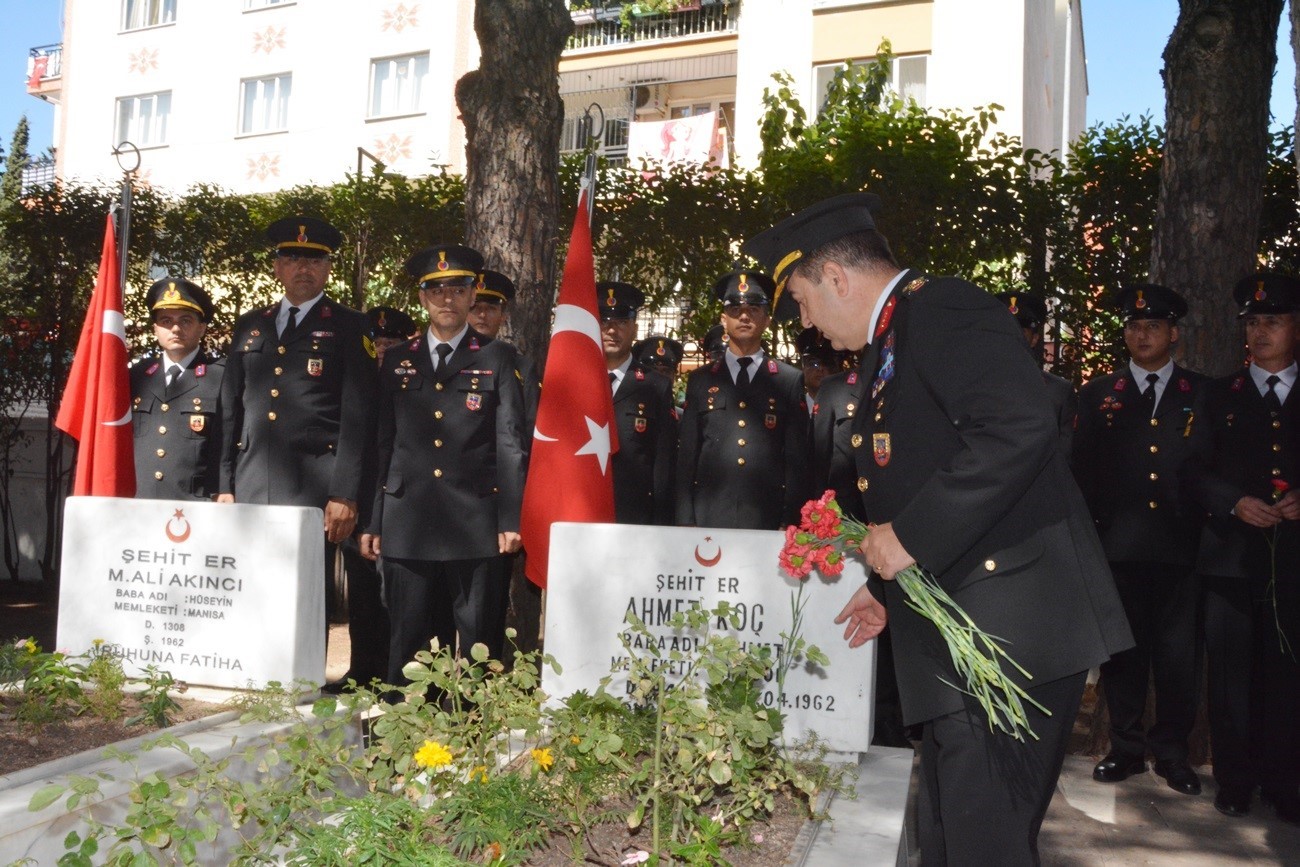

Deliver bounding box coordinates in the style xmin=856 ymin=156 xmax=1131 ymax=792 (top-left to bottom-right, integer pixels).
xmin=131 ymin=277 xmax=224 ymax=500
xmin=675 ymin=271 xmax=809 ymax=529
xmin=632 ymin=334 xmax=684 ymax=383
xmin=218 ymin=216 xmax=378 ymax=625
xmin=1072 ymin=284 xmax=1206 ymax=795
xmin=745 ymin=194 xmax=1132 ymax=865
xmin=996 ymin=292 xmax=1077 ymax=458
xmin=360 ymin=244 xmax=528 ymax=681
xmin=599 ymin=282 xmax=677 ymax=525
xmin=467 ymin=269 xmax=541 ymax=427
xmin=325 ymin=305 xmax=417 ymax=693
xmin=1185 ymin=273 xmax=1300 ymax=824
xmin=701 ymin=324 xmax=727 ymax=362
xmin=796 ymin=326 xmax=849 ymax=416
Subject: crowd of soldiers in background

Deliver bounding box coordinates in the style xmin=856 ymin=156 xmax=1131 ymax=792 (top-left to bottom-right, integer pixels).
xmin=128 ymin=215 xmax=1300 ymax=823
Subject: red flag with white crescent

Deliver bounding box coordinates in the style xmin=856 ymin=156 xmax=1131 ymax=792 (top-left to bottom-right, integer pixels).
xmin=520 ymin=187 xmax=617 ymax=588
xmin=54 ymin=214 xmax=136 ymax=497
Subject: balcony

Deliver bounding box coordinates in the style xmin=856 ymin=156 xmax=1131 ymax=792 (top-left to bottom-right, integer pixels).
xmin=27 ymin=44 xmax=63 ymax=103
xmin=568 ymin=1 xmax=739 ymax=52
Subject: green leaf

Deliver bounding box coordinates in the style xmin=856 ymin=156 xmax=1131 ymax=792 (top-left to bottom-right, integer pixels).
xmin=708 ymin=759 xmax=733 ymax=785
xmin=29 ymin=784 xmax=65 ymax=812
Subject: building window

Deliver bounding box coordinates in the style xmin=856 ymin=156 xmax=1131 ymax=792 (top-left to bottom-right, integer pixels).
xmin=244 ymin=0 xmax=293 ymax=9
xmin=368 ymin=54 xmax=429 ymax=119
xmin=122 ymin=0 xmax=176 ymax=31
xmin=240 ymin=74 xmax=291 ymax=135
xmin=115 ymin=91 xmax=171 ymax=148
xmin=814 ymin=54 xmax=928 ymax=113
xmin=560 ymin=111 xmax=630 ymax=164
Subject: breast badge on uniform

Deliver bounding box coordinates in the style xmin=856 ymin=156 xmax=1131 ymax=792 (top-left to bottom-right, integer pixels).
xmin=873 ymin=432 xmax=891 ymax=466
xmin=466 ymin=393 xmax=483 ymax=411
xmin=635 ymin=417 xmax=647 ymax=433
xmin=765 ymin=413 xmax=777 ymax=430
xmin=189 ymin=415 xmax=206 ymax=433
xmin=872 ymin=332 xmax=896 ymax=399
xmin=307 ymin=358 xmax=323 ymax=376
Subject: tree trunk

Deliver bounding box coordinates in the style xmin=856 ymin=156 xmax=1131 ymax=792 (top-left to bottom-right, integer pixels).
xmin=1151 ymin=0 xmax=1284 ymax=377
xmin=1293 ymin=0 xmax=1300 ymax=191
xmin=455 ymin=0 xmax=572 ymax=368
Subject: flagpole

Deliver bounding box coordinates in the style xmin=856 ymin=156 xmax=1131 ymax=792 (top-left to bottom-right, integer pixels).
xmin=579 ymin=103 xmax=602 ymax=223
xmin=112 ymin=141 xmax=141 ymax=294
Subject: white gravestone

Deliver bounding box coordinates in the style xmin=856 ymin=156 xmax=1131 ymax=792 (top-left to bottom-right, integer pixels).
xmin=58 ymin=496 xmax=325 ymax=688
xmin=544 ymin=523 xmax=875 ymax=752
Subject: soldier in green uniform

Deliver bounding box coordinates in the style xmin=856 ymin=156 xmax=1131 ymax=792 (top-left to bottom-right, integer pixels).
xmin=675 ymin=271 xmax=808 ymax=529
xmin=1072 ymin=284 xmax=1206 ymax=795
xmin=131 ymin=277 xmax=224 ymax=500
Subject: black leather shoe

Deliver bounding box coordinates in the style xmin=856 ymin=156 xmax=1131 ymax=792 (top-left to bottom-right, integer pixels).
xmin=321 ymin=677 xmax=355 ymax=695
xmin=1214 ymin=789 xmax=1251 ymax=817
xmin=1153 ymin=759 xmax=1202 ymax=795
xmin=1093 ymin=753 xmax=1146 ymax=783
xmin=1261 ymin=791 xmax=1300 ymax=826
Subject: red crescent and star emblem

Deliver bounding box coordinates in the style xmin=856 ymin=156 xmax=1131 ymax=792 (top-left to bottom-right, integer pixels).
xmin=694 ymin=536 xmax=722 ymax=567
xmin=165 ymin=508 xmax=191 ymax=543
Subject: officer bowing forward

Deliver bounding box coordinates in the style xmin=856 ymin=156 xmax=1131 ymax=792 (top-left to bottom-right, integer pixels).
xmin=361 ymin=244 xmax=528 ymax=682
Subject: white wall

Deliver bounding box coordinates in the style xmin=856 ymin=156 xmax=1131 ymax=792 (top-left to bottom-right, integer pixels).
xmin=732 ymin=0 xmax=814 ymax=169
xmin=56 ymin=0 xmax=477 ymax=190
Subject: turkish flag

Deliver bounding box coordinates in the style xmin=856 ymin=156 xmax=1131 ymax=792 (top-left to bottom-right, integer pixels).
xmin=27 ymin=55 xmax=48 ymax=90
xmin=54 ymin=214 xmax=136 ymax=497
xmin=520 ymin=189 xmax=617 ymax=588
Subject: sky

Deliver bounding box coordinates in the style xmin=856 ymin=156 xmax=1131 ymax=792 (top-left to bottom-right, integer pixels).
xmin=0 ymin=0 xmax=1296 ymax=162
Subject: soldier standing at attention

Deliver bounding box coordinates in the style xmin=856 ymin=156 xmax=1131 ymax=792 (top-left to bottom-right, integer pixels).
xmin=467 ymin=269 xmax=541 ymax=426
xmin=361 ymin=245 xmax=527 ymax=680
xmin=599 ymin=282 xmax=677 ymax=525
xmin=1072 ymin=284 xmax=1206 ymax=796
xmin=324 ymin=305 xmax=417 ymax=693
xmin=995 ymin=292 xmax=1077 ymax=458
xmin=131 ymin=277 xmax=224 ymax=500
xmin=632 ymin=334 xmax=684 ymax=385
xmin=1185 ymin=274 xmax=1300 ymax=824
xmin=675 ymin=271 xmax=808 ymax=529
xmin=218 ymin=217 xmax=378 ymax=625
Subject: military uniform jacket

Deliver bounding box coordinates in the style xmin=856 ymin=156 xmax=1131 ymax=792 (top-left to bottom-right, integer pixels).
xmin=810 ymin=370 xmax=868 ymax=521
xmin=131 ymin=352 xmax=224 ymax=500
xmin=1072 ymin=365 xmax=1206 ymax=565
xmin=1184 ymin=368 xmax=1300 ymax=588
xmin=220 ymin=296 xmax=377 ymax=508
xmin=675 ymin=354 xmax=809 ymax=529
xmin=368 ymin=329 xmax=528 ymax=561
xmin=851 ymin=271 xmax=1132 ymax=725
xmin=1044 ymin=371 xmax=1077 ymax=461
xmin=612 ymin=366 xmax=677 ymax=525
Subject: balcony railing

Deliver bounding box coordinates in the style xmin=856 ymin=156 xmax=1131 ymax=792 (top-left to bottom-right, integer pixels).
xmin=27 ymin=43 xmax=63 ymax=90
xmin=568 ymin=1 xmax=738 ymax=51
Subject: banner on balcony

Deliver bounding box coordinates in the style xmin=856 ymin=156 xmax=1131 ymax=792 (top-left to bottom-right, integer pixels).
xmin=627 ymin=111 xmax=728 ymax=174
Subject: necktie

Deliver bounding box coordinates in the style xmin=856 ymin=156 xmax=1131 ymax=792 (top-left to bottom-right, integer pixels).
xmin=282 ymin=305 xmax=300 ymax=340
xmin=609 ymin=371 xmax=618 ymax=392
xmin=1140 ymin=372 xmax=1159 ymax=415
xmin=1265 ymin=374 xmax=1283 ymax=412
xmin=165 ymin=364 xmax=183 ymax=398
xmin=736 ymin=356 xmax=753 ymax=389
xmin=435 ymin=342 xmax=453 ymax=371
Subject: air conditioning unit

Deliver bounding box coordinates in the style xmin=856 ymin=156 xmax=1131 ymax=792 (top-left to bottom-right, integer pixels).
xmin=632 ymin=82 xmax=666 ymax=117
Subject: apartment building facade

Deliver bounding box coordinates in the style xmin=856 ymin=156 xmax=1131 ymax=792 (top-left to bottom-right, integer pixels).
xmin=28 ymin=0 xmax=1087 ymax=190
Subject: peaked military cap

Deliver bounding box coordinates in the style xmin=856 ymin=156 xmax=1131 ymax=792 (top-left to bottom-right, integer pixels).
xmin=474 ymin=270 xmax=516 ymax=305
xmin=633 ymin=335 xmax=684 ymax=369
xmin=367 ymin=306 xmax=417 ymax=339
xmin=596 ymin=281 xmax=644 ymax=320
xmin=266 ymin=216 xmax=341 ymax=258
xmin=702 ymin=323 xmax=727 ymax=356
xmin=996 ymin=292 xmax=1049 ymax=330
xmin=742 ymin=192 xmax=882 ymax=296
xmin=794 ymin=326 xmax=839 ymax=361
xmin=1233 ymin=272 xmax=1300 ymax=317
xmin=1113 ymin=283 xmax=1188 ymax=322
xmin=146 ymin=277 xmax=214 ymax=322
xmin=405 ymin=244 xmax=484 ymax=288
xmin=712 ymin=270 xmax=798 ymax=319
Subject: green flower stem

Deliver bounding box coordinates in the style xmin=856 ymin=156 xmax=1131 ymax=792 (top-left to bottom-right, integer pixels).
xmin=839 ymin=520 xmax=1045 ymax=741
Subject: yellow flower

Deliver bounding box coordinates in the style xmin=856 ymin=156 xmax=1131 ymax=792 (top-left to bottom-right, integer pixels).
xmin=471 ymin=764 xmax=489 ymax=783
xmin=23 ymin=639 xmax=37 ymax=654
xmin=531 ymin=747 xmax=554 ymax=772
xmin=92 ymin=638 xmax=104 ymax=647
xmin=569 ymin=735 xmax=581 ymax=745
xmin=413 ymin=740 xmax=453 ymax=770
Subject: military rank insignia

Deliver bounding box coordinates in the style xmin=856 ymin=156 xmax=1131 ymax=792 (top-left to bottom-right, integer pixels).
xmin=189 ymin=415 xmax=206 ymax=433
xmin=195 ymin=364 xmax=206 ymax=377
xmin=363 ymin=335 xmax=377 ymax=359
xmin=307 ymin=359 xmax=323 ymax=376
xmin=466 ymin=393 xmax=483 ymax=411
xmin=873 ymin=432 xmax=891 ymax=467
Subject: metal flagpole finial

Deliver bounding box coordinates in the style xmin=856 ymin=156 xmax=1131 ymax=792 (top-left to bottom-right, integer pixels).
xmin=111 ymin=141 xmax=141 ymax=292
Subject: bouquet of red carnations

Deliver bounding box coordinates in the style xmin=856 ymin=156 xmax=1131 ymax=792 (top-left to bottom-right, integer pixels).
xmin=780 ymin=490 xmax=1046 ymax=741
